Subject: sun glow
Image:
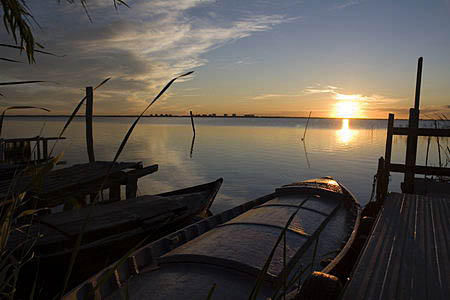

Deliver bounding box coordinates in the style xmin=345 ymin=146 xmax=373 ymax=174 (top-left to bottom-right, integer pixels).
xmin=334 ymin=101 xmax=360 ymax=118
xmin=337 ymin=118 xmax=356 ymax=144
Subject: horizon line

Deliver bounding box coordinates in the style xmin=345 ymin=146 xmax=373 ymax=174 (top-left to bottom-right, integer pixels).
xmin=2 ymin=114 xmax=423 ymax=121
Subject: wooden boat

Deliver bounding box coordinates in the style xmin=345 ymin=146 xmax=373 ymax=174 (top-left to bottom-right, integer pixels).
xmin=66 ymin=177 xmax=360 ymax=300
xmin=10 ymin=178 xmax=223 ymax=297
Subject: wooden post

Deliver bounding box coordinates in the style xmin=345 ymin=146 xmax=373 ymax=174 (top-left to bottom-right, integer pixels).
xmin=403 ymin=108 xmax=420 ymax=193
xmin=414 ymin=57 xmax=423 ymax=110
xmin=384 ymin=113 xmax=394 ymax=170
xmin=43 ymin=139 xmax=48 ymax=160
xmin=109 ymin=185 xmax=121 ymax=201
xmin=376 ymin=157 xmax=387 ymax=204
xmin=36 ymin=138 xmax=41 ymax=161
xmin=126 ymin=177 xmax=138 ymax=199
xmin=402 ymin=58 xmax=423 ymax=193
xmin=85 ymin=86 xmax=95 ymax=162
xmin=190 ymin=110 xmax=196 ymax=137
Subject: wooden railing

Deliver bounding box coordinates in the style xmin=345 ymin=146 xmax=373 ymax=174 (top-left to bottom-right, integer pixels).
xmin=376 ymin=57 xmax=450 ymax=201
xmin=0 ymin=136 xmax=65 ymax=164
xmin=379 ymin=113 xmax=450 ymax=196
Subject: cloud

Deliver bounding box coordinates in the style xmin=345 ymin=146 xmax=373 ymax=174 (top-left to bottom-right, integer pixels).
xmin=251 ymin=93 xmax=302 ymax=100
xmin=302 ymin=84 xmax=341 ymax=94
xmin=0 ymin=0 xmax=292 ymax=114
xmin=333 ymin=0 xmax=366 ymax=10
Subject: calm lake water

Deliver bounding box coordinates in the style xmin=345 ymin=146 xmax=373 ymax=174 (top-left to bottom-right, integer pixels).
xmin=3 ymin=117 xmax=448 ymax=212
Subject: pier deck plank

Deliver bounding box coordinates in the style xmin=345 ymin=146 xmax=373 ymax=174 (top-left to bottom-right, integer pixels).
xmin=342 ymin=192 xmax=450 ymax=300
xmin=0 ymin=161 xmax=157 ymax=208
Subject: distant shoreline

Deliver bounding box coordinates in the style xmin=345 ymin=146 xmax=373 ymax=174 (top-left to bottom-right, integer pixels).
xmin=2 ymin=115 xmax=404 ymax=121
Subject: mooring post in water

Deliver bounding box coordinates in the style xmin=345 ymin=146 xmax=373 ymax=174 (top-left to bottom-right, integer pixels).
xmin=403 ymin=57 xmax=422 ymax=193
xmin=86 ymin=86 xmax=95 ymax=163
xmin=190 ymin=110 xmax=196 ymax=137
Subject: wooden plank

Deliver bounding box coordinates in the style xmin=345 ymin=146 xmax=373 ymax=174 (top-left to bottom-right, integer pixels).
xmin=392 ymin=127 xmax=450 ymax=137
xmin=389 ymin=163 xmax=450 ymax=176
xmin=0 ymin=161 xmax=148 ymax=207
xmin=342 ymin=193 xmax=450 ymax=300
xmin=124 ymin=164 xmax=158 ymax=180
xmin=43 ymin=196 xmax=187 ymax=238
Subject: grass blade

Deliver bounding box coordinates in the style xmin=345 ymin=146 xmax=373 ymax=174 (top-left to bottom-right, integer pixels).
xmin=206 ymin=283 xmax=217 ymax=300
xmin=248 ymin=194 xmax=311 ymax=300
xmin=60 ymin=72 xmax=192 ymax=295
xmin=0 ymin=106 xmax=50 ymax=137
xmin=0 ymin=57 xmax=23 ymax=63
xmin=0 ymin=43 xmax=65 ymax=58
xmin=0 ymin=81 xmax=47 ymax=86
xmin=111 ymin=71 xmax=193 ymax=163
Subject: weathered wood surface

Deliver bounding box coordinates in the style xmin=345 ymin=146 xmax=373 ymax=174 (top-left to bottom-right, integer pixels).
xmin=392 ymin=127 xmax=450 ymax=137
xmin=95 ymin=178 xmax=358 ymax=300
xmin=13 ymin=179 xmax=222 ymax=299
xmin=342 ymin=192 xmax=450 ymax=300
xmin=63 ymin=191 xmax=278 ymax=299
xmin=389 ymin=163 xmax=450 ymax=177
xmin=1 ymin=136 xmax=66 ymax=165
xmin=8 ymin=192 xmax=208 ymax=251
xmin=0 ymin=161 xmax=157 ymax=207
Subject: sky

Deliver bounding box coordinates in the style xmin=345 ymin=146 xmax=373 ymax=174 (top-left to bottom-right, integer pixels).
xmin=1 ymin=0 xmax=450 ymax=118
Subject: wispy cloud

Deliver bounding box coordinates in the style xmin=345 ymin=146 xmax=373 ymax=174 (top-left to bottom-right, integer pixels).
xmin=333 ymin=0 xmax=366 ymax=10
xmin=251 ymin=93 xmax=303 ymax=100
xmin=303 ymin=85 xmax=340 ymax=94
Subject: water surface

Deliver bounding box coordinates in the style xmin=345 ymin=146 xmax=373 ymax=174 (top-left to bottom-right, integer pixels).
xmin=3 ymin=117 xmax=447 ymax=212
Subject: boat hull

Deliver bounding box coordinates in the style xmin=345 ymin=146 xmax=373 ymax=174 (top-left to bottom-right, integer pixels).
xmin=12 ymin=178 xmax=223 ymax=298
xmin=66 ymin=177 xmax=360 ymax=300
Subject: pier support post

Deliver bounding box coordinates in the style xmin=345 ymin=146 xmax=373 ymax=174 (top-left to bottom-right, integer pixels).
xmin=43 ymin=139 xmax=48 ymax=160
xmin=403 ymin=58 xmax=423 ymax=193
xmin=109 ymin=185 xmax=121 ymax=201
xmin=86 ymin=86 xmax=95 ymax=163
xmin=126 ymin=177 xmax=138 ymax=199
xmin=403 ymin=108 xmax=419 ymax=193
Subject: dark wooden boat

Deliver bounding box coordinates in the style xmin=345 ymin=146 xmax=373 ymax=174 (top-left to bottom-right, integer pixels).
xmin=10 ymin=178 xmax=223 ymax=297
xmin=66 ymin=177 xmax=360 ymax=300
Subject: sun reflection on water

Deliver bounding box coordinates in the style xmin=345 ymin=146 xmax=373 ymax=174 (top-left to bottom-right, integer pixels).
xmin=337 ymin=119 xmax=356 ymax=144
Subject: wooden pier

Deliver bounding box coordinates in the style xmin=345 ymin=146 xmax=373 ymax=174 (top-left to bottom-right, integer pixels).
xmin=0 ymin=161 xmax=158 ymax=208
xmin=342 ymin=58 xmax=449 ymax=299
xmin=342 ymin=192 xmax=449 ymax=299
xmin=0 ymin=136 xmax=65 ymax=164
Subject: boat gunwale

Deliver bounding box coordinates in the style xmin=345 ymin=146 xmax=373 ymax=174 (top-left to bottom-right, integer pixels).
xmin=321 ymin=181 xmax=361 ymax=274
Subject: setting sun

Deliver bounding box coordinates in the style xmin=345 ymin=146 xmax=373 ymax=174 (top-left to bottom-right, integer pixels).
xmin=334 ymin=101 xmax=360 ymax=118
xmin=337 ymin=118 xmax=358 ymax=144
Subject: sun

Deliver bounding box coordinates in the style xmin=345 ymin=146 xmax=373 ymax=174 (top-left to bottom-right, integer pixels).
xmin=334 ymin=101 xmax=360 ymax=118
